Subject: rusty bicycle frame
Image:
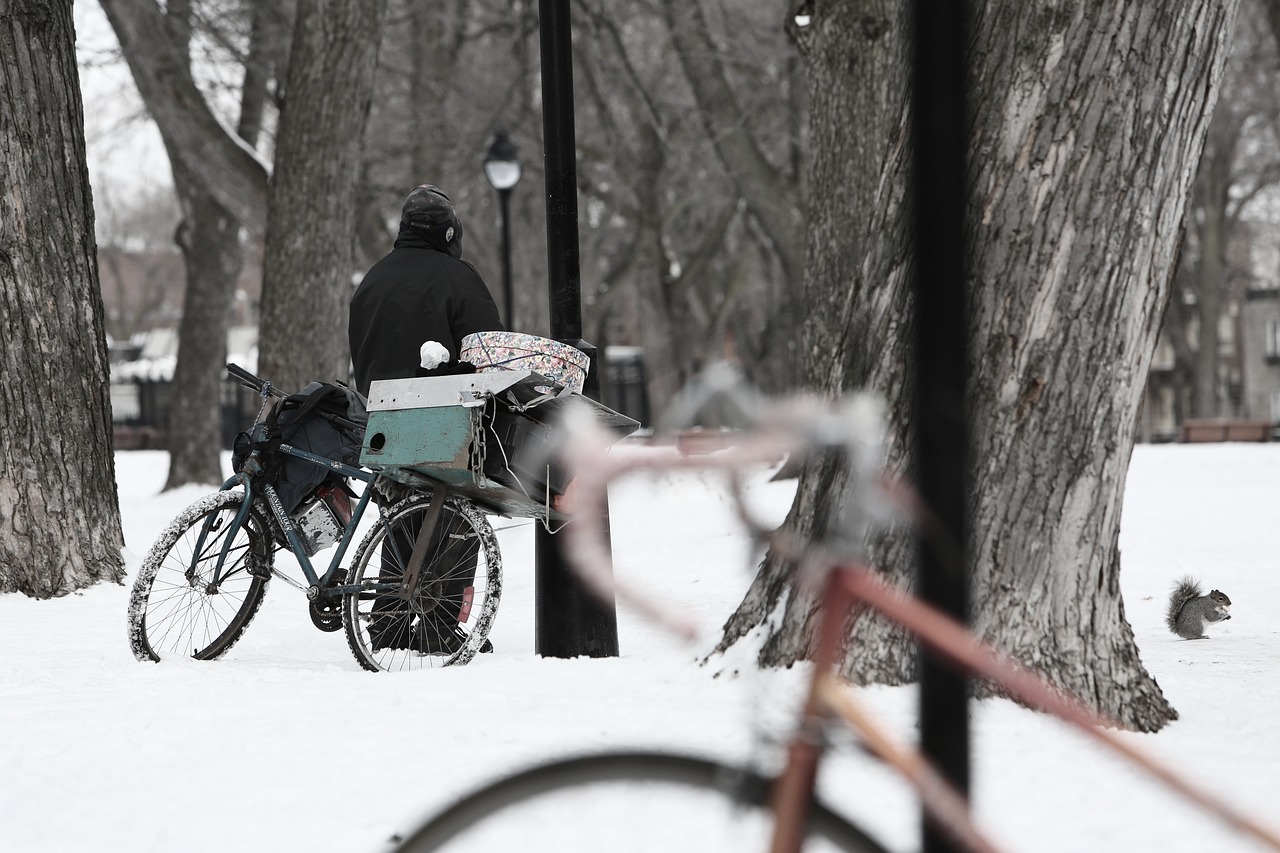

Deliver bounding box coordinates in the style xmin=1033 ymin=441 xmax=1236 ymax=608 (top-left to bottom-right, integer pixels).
xmin=555 ymin=392 xmax=1280 ymax=853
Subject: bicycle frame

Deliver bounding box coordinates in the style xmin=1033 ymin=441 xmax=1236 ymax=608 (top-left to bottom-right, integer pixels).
xmin=770 ymin=566 xmax=1002 ymax=853
xmin=769 ymin=556 xmax=1280 ymax=853
xmin=195 ymin=442 xmax=377 ymax=599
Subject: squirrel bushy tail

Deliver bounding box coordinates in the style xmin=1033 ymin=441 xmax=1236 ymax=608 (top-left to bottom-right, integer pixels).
xmin=1165 ymin=575 xmax=1204 ymax=635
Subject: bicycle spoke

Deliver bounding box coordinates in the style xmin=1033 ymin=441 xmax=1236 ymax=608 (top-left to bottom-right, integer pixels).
xmin=128 ymin=491 xmax=273 ymax=662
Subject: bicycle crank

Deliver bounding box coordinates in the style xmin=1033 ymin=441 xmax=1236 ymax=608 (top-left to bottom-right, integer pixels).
xmin=308 ymin=570 xmax=346 ymax=632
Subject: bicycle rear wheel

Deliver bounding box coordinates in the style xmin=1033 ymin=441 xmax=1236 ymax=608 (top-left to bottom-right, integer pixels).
xmin=127 ymin=490 xmax=273 ymax=662
xmin=342 ymin=491 xmax=502 ymax=672
xmin=390 ymin=751 xmax=889 ymax=852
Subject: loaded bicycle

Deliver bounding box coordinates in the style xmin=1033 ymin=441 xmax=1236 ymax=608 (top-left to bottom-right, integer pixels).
xmin=126 ymin=335 xmax=635 ymax=672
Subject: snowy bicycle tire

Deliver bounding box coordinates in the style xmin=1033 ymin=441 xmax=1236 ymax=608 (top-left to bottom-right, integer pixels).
xmin=342 ymin=491 xmax=502 ymax=672
xmin=127 ymin=490 xmax=272 ymax=662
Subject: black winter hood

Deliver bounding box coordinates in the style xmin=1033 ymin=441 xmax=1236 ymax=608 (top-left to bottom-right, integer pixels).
xmin=395 ymin=220 xmax=464 ymax=259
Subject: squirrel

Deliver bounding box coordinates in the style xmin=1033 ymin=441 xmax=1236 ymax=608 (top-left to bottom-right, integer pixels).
xmin=1165 ymin=576 xmax=1231 ymax=640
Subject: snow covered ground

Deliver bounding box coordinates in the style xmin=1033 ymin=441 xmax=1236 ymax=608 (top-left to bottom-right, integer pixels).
xmin=2 ymin=443 xmax=1279 ymax=852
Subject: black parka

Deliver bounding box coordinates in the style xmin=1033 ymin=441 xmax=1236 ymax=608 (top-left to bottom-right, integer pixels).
xmin=349 ymin=224 xmax=503 ymax=396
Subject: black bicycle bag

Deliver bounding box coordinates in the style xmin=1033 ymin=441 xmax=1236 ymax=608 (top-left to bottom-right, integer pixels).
xmin=232 ymin=381 xmax=368 ymax=515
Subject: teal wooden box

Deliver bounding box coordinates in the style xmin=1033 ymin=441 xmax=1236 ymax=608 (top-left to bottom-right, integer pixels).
xmin=359 ymin=372 xmax=565 ymax=519
xmin=360 ymin=405 xmax=480 ymax=489
xmin=359 ymin=371 xmax=640 ymax=520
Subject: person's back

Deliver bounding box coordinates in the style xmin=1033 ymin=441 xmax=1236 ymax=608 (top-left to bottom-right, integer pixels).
xmin=349 ymin=184 xmax=503 ymax=655
xmin=349 ymin=184 xmax=502 ymax=397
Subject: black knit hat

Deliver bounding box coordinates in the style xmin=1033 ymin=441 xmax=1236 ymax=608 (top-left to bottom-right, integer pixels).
xmin=401 ymin=184 xmax=464 ymax=257
xmin=402 ymin=184 xmax=454 ymax=227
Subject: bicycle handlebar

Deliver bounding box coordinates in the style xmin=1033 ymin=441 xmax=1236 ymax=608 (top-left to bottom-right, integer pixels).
xmin=554 ymin=364 xmax=898 ymax=641
xmin=226 ymin=363 xmax=286 ymax=399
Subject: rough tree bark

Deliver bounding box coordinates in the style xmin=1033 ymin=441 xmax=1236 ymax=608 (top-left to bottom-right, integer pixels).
xmin=256 ymin=0 xmax=386 ymax=392
xmin=0 ymin=0 xmax=124 ymax=596
xmin=719 ymin=1 xmax=1240 ymax=732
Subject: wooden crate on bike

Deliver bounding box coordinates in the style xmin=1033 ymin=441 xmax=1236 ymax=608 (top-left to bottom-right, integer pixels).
xmin=360 ymin=372 xmax=638 ymax=520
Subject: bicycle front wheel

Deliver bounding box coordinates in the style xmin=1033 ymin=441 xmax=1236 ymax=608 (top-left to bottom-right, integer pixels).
xmin=127 ymin=490 xmax=273 ymax=662
xmin=343 ymin=491 xmax=502 ymax=672
xmin=391 ymin=751 xmax=890 ymax=853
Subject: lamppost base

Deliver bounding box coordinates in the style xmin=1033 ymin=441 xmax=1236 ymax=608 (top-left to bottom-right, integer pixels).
xmin=533 ymin=336 xmax=620 ymax=658
xmin=534 ymin=520 xmax=620 ymax=658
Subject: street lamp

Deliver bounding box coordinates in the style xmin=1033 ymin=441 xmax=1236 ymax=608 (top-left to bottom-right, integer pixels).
xmin=483 ymin=130 xmax=522 ymax=328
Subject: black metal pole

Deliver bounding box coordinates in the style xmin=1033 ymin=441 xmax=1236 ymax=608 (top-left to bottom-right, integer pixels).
xmin=909 ymin=2 xmax=970 ymax=851
xmin=499 ymin=188 xmax=513 ymax=328
xmin=534 ymin=0 xmax=619 ymax=658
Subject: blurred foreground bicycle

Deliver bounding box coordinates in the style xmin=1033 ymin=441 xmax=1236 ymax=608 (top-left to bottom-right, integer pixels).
xmin=390 ymin=365 xmax=1280 ymax=851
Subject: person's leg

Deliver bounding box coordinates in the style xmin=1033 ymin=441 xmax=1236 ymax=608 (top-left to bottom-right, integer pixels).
xmin=412 ymin=509 xmax=481 ymax=654
xmin=367 ymin=520 xmax=416 ymax=650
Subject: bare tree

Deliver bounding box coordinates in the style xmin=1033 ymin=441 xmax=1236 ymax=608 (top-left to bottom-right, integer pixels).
xmin=96 ymin=0 xmax=811 ymax=423
xmin=565 ymin=0 xmax=807 ymax=407
xmin=99 ymin=0 xmax=279 ymax=488
xmin=255 ymin=0 xmax=386 ymax=392
xmin=719 ymin=1 xmax=1241 ymax=732
xmin=164 ymin=0 xmax=281 ymax=489
xmin=102 ymin=0 xmax=384 ymax=477
xmin=0 ymin=0 xmax=124 ymax=596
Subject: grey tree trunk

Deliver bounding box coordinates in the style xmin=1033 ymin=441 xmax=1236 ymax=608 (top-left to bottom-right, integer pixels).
xmin=719 ymin=1 xmax=1239 ymax=732
xmin=408 ymin=0 xmax=468 ymax=186
xmin=0 ymin=0 xmax=124 ymax=596
xmin=1193 ymin=179 xmax=1227 ymax=419
xmin=257 ymin=0 xmax=386 ymax=392
xmin=164 ymin=162 xmax=242 ymax=490
xmin=659 ymin=0 xmax=806 ymax=396
xmin=661 ymin=0 xmax=804 ymax=291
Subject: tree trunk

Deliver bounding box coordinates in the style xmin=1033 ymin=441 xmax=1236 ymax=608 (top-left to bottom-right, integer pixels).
xmin=100 ymin=0 xmax=289 ymax=488
xmin=257 ymin=0 xmax=386 ymax=392
xmin=719 ymin=0 xmax=916 ymax=672
xmin=661 ymin=0 xmax=804 ymax=291
xmin=163 ymin=161 xmax=243 ymax=490
xmin=0 ymin=0 xmax=124 ymax=596
xmin=408 ymin=0 xmax=468 ymax=185
xmin=659 ymin=0 xmax=805 ymax=398
xmin=1184 ymin=90 xmax=1242 ymax=420
xmin=1194 ymin=191 xmax=1226 ymax=418
xmin=719 ymin=1 xmax=1240 ymax=732
xmin=161 ymin=0 xmax=267 ymax=490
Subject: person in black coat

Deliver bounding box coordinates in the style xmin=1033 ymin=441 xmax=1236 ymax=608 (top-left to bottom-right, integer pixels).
xmin=349 ymin=184 xmax=502 ymax=655
xmin=349 ymin=184 xmax=503 ymax=397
